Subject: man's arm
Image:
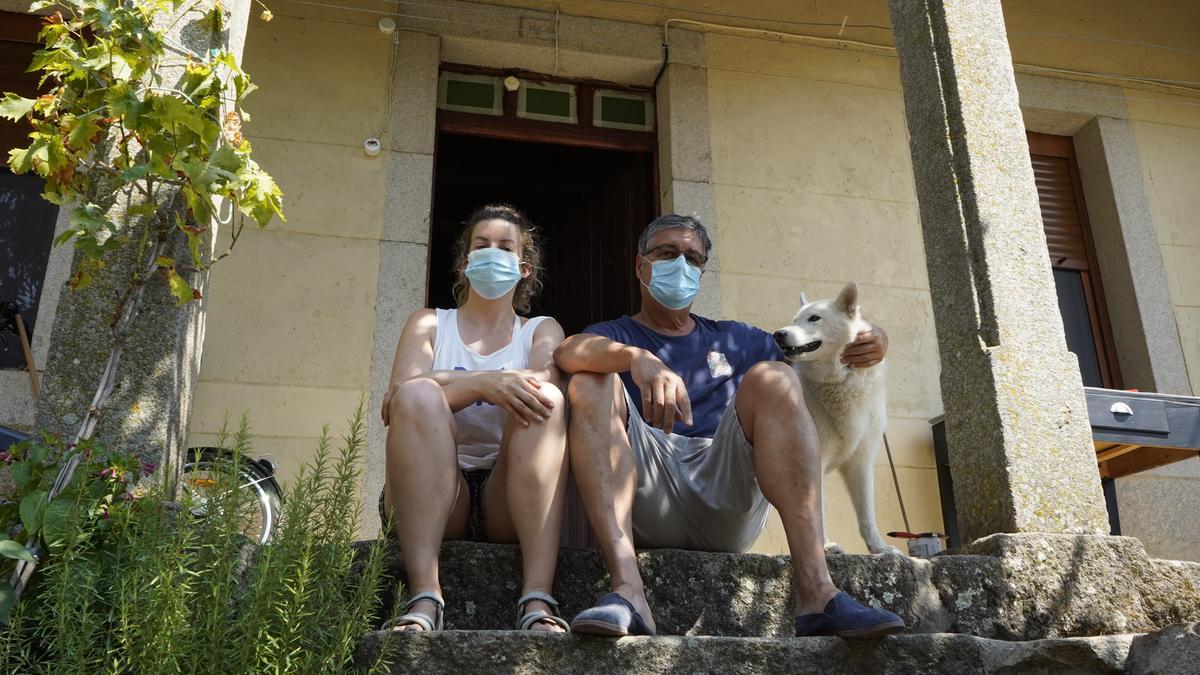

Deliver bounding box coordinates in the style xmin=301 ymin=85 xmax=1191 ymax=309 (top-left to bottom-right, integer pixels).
xmin=555 ymin=333 xmax=693 ymax=433
xmin=554 ymin=333 xmax=639 ymax=375
xmin=841 ymin=324 xmax=889 ymax=368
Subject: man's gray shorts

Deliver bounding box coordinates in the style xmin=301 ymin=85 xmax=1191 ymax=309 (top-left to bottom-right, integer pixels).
xmin=624 ymin=390 xmax=771 ymax=553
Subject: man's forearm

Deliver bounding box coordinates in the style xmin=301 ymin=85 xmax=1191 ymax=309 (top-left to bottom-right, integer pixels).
xmin=554 ymin=334 xmax=641 ymax=374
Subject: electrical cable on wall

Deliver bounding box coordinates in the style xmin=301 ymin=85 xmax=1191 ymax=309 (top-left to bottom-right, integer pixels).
xmin=269 ymin=0 xmax=1200 ymax=100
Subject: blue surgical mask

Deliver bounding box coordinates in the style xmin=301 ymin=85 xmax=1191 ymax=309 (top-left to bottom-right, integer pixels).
xmin=643 ymin=255 xmax=702 ymax=310
xmin=465 ymin=248 xmax=522 ymax=300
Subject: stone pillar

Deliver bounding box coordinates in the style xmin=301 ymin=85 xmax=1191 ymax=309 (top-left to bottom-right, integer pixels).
xmin=655 ymin=28 xmax=720 ymax=317
xmin=363 ymin=32 xmax=441 ymax=536
xmin=33 ymin=0 xmax=253 ymax=475
xmin=887 ymin=0 xmax=1110 ymax=542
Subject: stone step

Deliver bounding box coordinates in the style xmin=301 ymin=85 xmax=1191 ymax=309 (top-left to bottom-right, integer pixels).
xmin=361 ymin=534 xmax=1200 ymax=640
xmin=353 ymin=630 xmax=1152 ymax=674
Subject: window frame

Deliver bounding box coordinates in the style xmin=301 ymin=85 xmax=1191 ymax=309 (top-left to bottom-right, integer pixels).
xmin=1028 ymin=131 xmax=1123 ymax=389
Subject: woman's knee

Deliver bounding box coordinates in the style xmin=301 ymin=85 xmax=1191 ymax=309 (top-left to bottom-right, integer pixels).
xmin=388 ymin=377 xmax=450 ymax=419
xmin=537 ymin=381 xmax=566 ymax=411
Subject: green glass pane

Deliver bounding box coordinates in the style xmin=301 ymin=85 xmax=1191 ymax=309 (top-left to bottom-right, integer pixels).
xmin=445 ymin=80 xmax=496 ymax=110
xmin=601 ymin=96 xmax=646 ymax=126
xmin=525 ymin=88 xmax=572 ymax=118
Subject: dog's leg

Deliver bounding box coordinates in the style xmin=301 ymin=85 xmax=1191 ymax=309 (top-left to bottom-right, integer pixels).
xmin=820 ymin=481 xmax=844 ymax=554
xmin=842 ymin=449 xmax=901 ymax=555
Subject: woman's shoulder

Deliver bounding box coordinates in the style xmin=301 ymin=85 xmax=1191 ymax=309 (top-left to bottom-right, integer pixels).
xmin=402 ymin=307 xmax=443 ymax=334
xmin=522 ymin=315 xmax=563 ymax=336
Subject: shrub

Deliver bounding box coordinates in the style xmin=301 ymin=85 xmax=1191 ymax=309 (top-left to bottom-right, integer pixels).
xmin=0 ymin=404 xmax=392 ymax=673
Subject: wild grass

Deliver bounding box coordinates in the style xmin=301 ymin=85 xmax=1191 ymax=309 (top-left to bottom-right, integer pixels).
xmin=0 ymin=403 xmax=393 ymax=674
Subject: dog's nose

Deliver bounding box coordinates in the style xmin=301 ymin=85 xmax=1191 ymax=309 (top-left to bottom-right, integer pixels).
xmin=773 ymin=329 xmax=787 ymax=342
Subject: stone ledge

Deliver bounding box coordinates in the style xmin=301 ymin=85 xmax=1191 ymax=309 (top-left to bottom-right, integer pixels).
xmin=361 ymin=534 xmax=1200 ymax=640
xmin=353 ymin=631 xmax=1136 ymax=675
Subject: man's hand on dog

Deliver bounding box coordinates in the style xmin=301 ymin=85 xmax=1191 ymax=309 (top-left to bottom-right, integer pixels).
xmin=630 ymin=348 xmax=693 ymax=433
xmin=841 ymin=326 xmax=888 ymax=368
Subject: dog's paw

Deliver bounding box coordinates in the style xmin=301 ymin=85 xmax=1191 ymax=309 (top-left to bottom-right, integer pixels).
xmin=868 ymin=543 xmax=903 ymax=556
xmin=824 ymin=542 xmax=846 ymax=555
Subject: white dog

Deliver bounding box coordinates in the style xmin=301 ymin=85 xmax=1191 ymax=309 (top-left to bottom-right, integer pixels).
xmin=773 ymin=282 xmax=900 ymax=555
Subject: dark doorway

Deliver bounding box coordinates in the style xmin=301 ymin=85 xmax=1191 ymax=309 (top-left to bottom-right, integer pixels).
xmin=1 ymin=12 xmax=59 ymax=369
xmin=429 ymin=133 xmax=656 ymax=336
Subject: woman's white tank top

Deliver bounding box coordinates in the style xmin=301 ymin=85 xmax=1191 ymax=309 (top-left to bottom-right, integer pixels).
xmin=432 ymin=308 xmax=549 ymax=471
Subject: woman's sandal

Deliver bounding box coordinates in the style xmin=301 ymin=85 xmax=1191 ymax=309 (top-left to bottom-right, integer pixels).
xmin=515 ymin=591 xmax=570 ymax=633
xmin=383 ymin=591 xmax=445 ymax=632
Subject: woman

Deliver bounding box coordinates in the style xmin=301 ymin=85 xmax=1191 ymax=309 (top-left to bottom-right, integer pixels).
xmin=380 ymin=204 xmax=569 ymax=633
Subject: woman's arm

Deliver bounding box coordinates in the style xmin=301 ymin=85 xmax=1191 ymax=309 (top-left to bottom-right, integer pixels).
xmin=381 ymin=312 xmax=565 ymax=426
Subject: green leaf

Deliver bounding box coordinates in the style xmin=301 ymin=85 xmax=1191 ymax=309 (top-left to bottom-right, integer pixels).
xmin=166 ymin=269 xmax=194 ymax=306
xmin=65 ymin=112 xmax=102 ymax=151
xmin=41 ymin=501 xmax=74 ymax=551
xmin=10 ymin=462 xmax=32 ymax=490
xmin=0 ymin=540 xmax=35 ymax=563
xmin=0 ymin=93 xmax=36 ymax=121
xmin=71 ymin=203 xmax=114 ymax=234
xmin=19 ymin=491 xmax=47 ymax=537
xmin=0 ymin=580 xmax=14 ymax=625
xmin=105 ymin=81 xmax=144 ymax=128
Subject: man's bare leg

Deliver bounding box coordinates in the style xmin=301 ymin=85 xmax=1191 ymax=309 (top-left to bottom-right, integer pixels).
xmin=566 ymin=372 xmax=656 ymax=633
xmin=484 ymin=383 xmax=570 ymax=632
xmin=734 ymin=362 xmax=839 ymax=616
xmin=383 ymin=378 xmax=470 ymax=630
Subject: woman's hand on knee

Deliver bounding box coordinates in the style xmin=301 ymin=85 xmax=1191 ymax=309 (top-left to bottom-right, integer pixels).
xmin=477 ymin=371 xmax=556 ymax=427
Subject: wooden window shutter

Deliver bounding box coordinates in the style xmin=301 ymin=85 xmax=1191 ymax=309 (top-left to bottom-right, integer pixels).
xmin=1027 ymin=131 xmax=1122 ymax=388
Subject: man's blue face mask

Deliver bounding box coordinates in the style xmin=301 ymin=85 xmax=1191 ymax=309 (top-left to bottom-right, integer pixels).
xmin=465 ymin=247 xmax=522 ymax=300
xmin=643 ymin=254 xmax=702 ymax=310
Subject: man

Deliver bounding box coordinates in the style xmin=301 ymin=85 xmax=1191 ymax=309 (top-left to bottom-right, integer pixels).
xmin=554 ymin=214 xmax=905 ymax=638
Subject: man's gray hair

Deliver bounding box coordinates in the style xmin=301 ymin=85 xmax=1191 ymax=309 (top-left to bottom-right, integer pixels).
xmin=637 ymin=213 xmax=713 ymax=259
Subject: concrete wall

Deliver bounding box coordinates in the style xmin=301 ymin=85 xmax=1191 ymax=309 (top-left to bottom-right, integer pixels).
xmin=1113 ymin=92 xmax=1200 ymax=562
xmin=704 ymin=35 xmax=946 ymax=554
xmin=186 ymin=9 xmax=393 ymax=489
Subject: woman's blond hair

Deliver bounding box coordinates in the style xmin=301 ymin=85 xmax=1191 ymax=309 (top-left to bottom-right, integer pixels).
xmin=451 ymin=204 xmax=544 ymax=314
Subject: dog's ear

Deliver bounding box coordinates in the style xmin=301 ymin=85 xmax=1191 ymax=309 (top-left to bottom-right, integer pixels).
xmin=835 ymin=282 xmax=859 ymax=315
xmin=799 ymin=291 xmax=809 ymax=306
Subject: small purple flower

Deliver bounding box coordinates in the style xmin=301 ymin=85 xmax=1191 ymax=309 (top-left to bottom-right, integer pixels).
xmin=0 ymin=451 xmax=10 ymax=464
xmin=140 ymin=461 xmax=156 ymax=476
xmin=98 ymin=467 xmax=116 ymax=480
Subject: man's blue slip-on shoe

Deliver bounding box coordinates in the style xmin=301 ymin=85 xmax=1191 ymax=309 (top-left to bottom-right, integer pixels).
xmin=570 ymin=592 xmax=656 ymax=637
xmin=794 ymin=592 xmax=906 ymax=638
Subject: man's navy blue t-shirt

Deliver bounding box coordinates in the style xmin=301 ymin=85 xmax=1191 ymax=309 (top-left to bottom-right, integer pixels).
xmin=582 ymin=315 xmax=784 ymax=439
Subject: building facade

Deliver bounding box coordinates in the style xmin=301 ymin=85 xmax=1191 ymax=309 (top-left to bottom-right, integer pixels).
xmin=2 ymin=0 xmax=1198 ymax=558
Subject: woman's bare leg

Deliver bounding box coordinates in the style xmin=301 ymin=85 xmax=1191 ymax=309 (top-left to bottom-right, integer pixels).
xmin=383 ymin=378 xmax=470 ymax=630
xmin=485 ymin=382 xmax=569 ymax=632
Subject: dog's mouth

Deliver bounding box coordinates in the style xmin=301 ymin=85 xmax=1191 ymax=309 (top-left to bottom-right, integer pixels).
xmin=781 ymin=340 xmax=822 ymax=359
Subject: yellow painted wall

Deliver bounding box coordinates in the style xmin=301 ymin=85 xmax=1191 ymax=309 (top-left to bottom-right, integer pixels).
xmin=1129 ymin=94 xmax=1200 ymax=395
xmin=187 ymin=11 xmax=388 ymax=488
xmin=1115 ymin=92 xmax=1200 ymax=562
xmin=704 ymin=35 xmax=946 ymax=555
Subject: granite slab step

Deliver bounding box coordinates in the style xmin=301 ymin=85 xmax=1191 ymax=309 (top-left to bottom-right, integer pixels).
xmin=353 ymin=630 xmax=1142 ymax=674
xmin=358 ymin=534 xmax=1200 ymax=640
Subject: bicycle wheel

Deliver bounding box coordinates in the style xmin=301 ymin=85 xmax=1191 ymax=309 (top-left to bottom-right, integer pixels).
xmin=181 ymin=447 xmax=283 ymax=544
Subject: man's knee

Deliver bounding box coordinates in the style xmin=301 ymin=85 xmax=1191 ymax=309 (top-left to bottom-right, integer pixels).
xmin=741 ymin=361 xmax=802 ymax=398
xmin=566 ymin=372 xmax=621 ymax=410
xmin=389 ymin=377 xmax=449 ymax=419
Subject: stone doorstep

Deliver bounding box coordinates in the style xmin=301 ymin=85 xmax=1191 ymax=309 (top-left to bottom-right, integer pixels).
xmin=354 ymin=631 xmax=1142 ymax=675
xmin=357 ymin=534 xmax=1200 ymax=641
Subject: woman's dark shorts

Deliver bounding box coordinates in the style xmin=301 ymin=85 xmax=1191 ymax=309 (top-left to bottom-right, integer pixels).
xmin=378 ymin=468 xmax=491 ymax=542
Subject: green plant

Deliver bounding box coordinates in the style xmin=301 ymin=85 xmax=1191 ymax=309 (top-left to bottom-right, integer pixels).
xmin=0 ymin=0 xmax=285 ymax=597
xmin=0 ymin=0 xmax=283 ymax=299
xmin=0 ymin=405 xmax=393 ymax=673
